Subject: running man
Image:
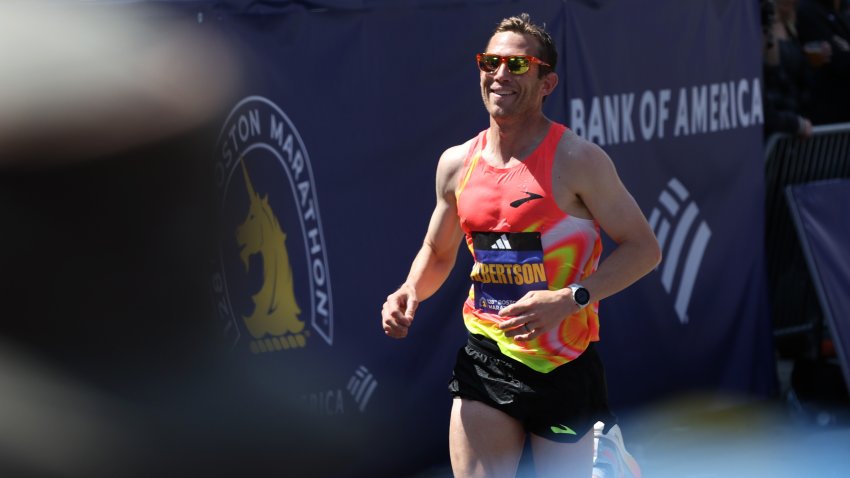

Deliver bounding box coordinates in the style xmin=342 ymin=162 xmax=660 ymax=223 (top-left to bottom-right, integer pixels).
xmin=381 ymin=13 xmax=660 ymax=478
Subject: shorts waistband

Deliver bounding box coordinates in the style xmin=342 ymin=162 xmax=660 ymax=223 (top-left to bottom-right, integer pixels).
xmin=469 ymin=333 xmax=501 ymax=353
xmin=465 ymin=333 xmax=520 ymax=371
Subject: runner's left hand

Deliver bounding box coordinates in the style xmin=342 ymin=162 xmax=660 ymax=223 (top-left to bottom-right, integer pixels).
xmin=497 ymin=289 xmax=577 ymax=341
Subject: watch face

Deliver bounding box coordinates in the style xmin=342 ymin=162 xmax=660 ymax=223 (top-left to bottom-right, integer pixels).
xmin=574 ymin=287 xmax=590 ymax=305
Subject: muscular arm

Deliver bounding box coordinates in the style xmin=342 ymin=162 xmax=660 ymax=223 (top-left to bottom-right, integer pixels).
xmin=381 ymin=145 xmax=467 ymax=338
xmin=499 ymin=135 xmax=661 ymax=339
xmin=566 ymin=140 xmax=661 ymax=302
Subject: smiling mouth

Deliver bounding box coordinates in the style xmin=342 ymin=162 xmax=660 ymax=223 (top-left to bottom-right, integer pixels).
xmin=491 ymin=90 xmax=515 ymax=97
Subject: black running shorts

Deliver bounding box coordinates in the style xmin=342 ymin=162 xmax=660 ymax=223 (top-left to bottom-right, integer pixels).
xmin=448 ymin=333 xmax=615 ymax=443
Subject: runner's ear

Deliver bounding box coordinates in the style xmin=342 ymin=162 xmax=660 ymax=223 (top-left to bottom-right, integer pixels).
xmin=541 ymin=71 xmax=558 ymax=99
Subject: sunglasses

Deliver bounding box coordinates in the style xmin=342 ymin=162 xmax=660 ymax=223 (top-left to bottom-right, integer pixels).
xmin=476 ymin=53 xmax=551 ymax=75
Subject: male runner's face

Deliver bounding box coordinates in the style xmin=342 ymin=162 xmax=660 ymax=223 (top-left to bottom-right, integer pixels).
xmin=480 ymin=31 xmax=548 ymax=119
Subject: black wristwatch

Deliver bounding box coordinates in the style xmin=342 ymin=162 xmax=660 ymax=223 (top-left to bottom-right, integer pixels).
xmin=568 ymin=283 xmax=590 ymax=309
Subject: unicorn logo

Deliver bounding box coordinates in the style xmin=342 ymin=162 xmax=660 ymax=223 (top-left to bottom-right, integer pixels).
xmin=213 ymin=96 xmax=333 ymax=353
xmin=236 ymin=160 xmax=306 ymax=351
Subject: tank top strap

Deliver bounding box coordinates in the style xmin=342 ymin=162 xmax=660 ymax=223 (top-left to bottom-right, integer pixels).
xmin=463 ymin=129 xmax=487 ymax=166
xmin=522 ymin=122 xmax=567 ymax=195
xmin=526 ymin=122 xmax=566 ymax=166
xmin=456 ymin=129 xmax=487 ymax=199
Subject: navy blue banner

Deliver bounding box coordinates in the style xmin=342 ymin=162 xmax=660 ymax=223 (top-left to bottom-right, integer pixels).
xmin=562 ymin=0 xmax=776 ymax=405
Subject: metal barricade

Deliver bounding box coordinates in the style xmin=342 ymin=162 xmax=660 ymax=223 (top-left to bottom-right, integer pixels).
xmin=765 ymin=123 xmax=850 ymax=355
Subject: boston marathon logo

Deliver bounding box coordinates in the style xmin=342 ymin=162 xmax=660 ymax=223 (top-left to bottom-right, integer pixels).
xmin=212 ymin=96 xmax=333 ymax=353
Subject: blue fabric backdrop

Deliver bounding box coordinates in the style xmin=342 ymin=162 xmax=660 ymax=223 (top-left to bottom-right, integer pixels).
xmin=560 ymin=0 xmax=777 ymax=406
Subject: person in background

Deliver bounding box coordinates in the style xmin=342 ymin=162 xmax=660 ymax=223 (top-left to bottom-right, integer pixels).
xmin=763 ymin=0 xmax=817 ymax=139
xmin=796 ymin=0 xmax=850 ymax=124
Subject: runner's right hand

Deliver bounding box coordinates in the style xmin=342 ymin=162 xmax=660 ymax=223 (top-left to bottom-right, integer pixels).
xmin=382 ymin=284 xmax=418 ymax=339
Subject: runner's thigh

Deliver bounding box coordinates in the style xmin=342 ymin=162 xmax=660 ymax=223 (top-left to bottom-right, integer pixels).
xmin=449 ymin=398 xmax=526 ymax=478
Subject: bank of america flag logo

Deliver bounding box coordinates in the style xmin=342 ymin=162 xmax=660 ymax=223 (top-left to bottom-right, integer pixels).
xmin=648 ymin=178 xmax=711 ymax=324
xmin=347 ymin=365 xmax=377 ymax=412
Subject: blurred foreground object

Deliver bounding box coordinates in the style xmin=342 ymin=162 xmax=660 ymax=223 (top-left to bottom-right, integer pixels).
xmin=0 ymin=1 xmax=239 ymax=167
xmin=0 ymin=4 xmax=251 ymax=477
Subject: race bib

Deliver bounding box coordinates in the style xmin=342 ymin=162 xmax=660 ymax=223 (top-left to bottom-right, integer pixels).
xmin=470 ymin=231 xmax=548 ymax=314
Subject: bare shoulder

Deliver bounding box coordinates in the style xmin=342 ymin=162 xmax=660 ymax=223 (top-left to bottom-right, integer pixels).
xmin=556 ymin=128 xmax=616 ymax=178
xmin=438 ymin=139 xmax=473 ymax=172
xmin=436 ymin=138 xmax=475 ymax=195
xmin=552 ymin=128 xmax=622 ymax=211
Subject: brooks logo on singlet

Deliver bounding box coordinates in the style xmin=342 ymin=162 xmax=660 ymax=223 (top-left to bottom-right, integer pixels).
xmin=509 ymin=191 xmax=544 ymax=208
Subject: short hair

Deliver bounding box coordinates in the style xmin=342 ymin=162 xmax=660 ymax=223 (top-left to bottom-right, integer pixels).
xmin=492 ymin=13 xmax=557 ymax=77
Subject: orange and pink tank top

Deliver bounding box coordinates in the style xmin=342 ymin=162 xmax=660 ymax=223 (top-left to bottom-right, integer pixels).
xmin=455 ymin=122 xmax=603 ymax=373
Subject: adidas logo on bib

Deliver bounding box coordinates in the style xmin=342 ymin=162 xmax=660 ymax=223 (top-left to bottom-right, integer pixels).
xmin=491 ymin=234 xmax=512 ymax=250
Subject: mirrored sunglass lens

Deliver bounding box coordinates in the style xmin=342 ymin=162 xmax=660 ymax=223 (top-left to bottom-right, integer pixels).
xmin=507 ymin=57 xmax=530 ymax=74
xmin=479 ymin=55 xmax=500 ymax=72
